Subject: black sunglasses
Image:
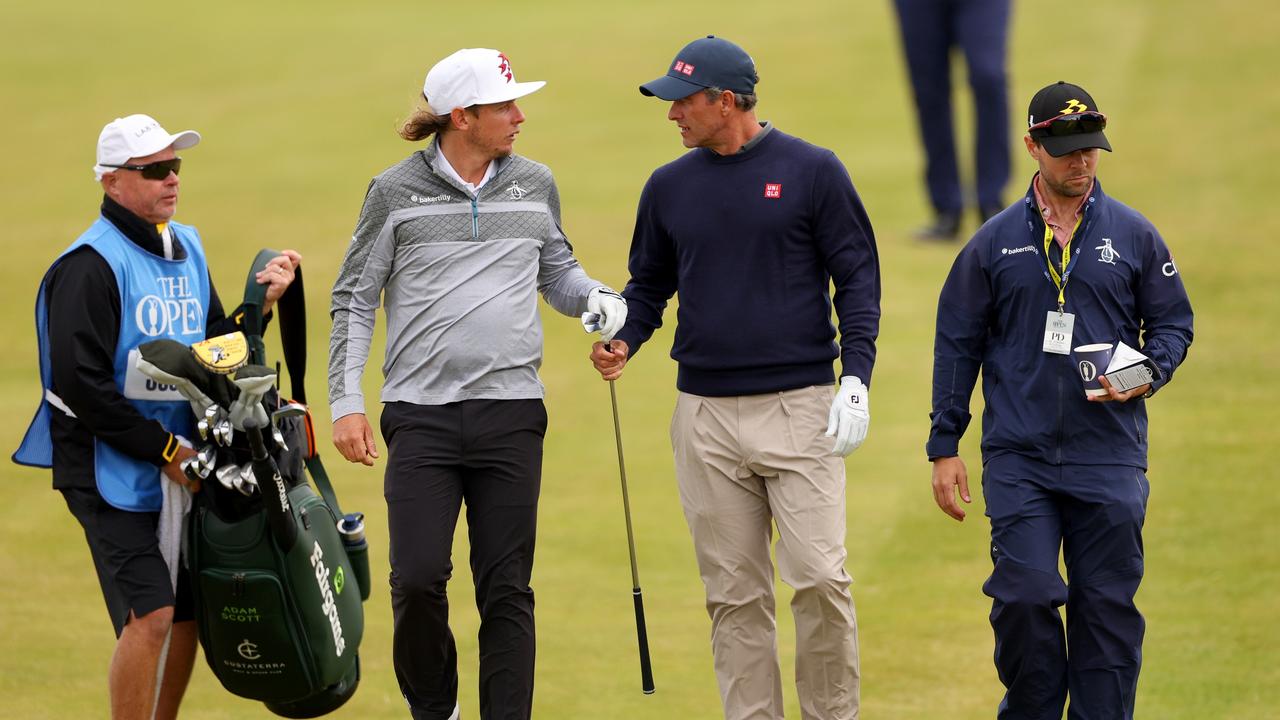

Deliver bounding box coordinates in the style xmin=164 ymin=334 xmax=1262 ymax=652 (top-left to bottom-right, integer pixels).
xmin=100 ymin=157 xmax=182 ymax=180
xmin=1029 ymin=111 xmax=1106 ymax=137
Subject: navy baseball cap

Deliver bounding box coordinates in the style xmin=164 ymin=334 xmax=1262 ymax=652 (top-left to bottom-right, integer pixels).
xmin=640 ymin=35 xmax=758 ymax=100
xmin=1027 ymin=81 xmax=1112 ymax=157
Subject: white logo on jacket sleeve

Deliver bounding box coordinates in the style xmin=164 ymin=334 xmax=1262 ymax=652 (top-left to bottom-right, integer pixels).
xmin=1162 ymin=258 xmax=1179 ymax=276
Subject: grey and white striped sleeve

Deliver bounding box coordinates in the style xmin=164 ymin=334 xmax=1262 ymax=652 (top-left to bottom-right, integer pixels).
xmin=537 ymin=177 xmax=605 ymax=316
xmin=328 ymin=179 xmax=395 ymax=421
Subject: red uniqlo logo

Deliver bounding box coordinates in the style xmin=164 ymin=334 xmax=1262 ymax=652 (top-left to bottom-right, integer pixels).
xmin=681 ymin=63 xmax=695 ymax=75
xmin=673 ymin=61 xmax=685 ymax=72
xmin=764 ymin=183 xmax=782 ymax=199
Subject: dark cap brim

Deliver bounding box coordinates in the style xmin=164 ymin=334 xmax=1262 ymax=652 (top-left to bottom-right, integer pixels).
xmin=1039 ymin=131 xmax=1113 ymax=157
xmin=639 ymin=74 xmax=707 ymax=100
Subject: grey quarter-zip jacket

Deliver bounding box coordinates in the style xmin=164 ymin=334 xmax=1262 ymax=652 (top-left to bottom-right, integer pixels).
xmin=329 ymin=140 xmax=608 ymax=419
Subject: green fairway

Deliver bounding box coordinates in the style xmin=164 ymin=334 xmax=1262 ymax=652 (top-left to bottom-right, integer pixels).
xmin=1 ymin=0 xmax=1277 ymax=717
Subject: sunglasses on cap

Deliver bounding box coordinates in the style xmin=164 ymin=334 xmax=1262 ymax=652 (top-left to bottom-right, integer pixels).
xmin=1028 ymin=111 xmax=1106 ymax=137
xmin=100 ymin=157 xmax=182 ymax=180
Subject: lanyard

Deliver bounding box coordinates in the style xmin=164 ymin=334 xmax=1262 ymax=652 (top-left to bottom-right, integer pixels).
xmin=1042 ymin=216 xmax=1083 ymax=312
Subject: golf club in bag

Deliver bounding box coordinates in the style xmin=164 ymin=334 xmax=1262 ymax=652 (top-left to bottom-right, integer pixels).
xmin=583 ymin=313 xmax=656 ymax=695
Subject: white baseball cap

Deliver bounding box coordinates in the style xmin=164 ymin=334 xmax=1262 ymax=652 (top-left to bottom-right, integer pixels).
xmin=423 ymin=48 xmax=545 ymax=116
xmin=94 ymin=114 xmax=200 ymax=181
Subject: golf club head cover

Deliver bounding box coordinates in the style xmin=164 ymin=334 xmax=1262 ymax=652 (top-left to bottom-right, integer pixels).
xmin=137 ymin=339 xmax=229 ymax=417
xmin=228 ymin=365 xmax=276 ymax=430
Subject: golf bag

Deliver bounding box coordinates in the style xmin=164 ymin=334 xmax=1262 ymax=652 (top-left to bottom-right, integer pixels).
xmin=180 ymin=250 xmax=369 ymax=717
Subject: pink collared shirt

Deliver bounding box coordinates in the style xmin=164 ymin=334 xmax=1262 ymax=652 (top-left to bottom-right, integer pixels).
xmin=1033 ymin=174 xmax=1092 ymax=249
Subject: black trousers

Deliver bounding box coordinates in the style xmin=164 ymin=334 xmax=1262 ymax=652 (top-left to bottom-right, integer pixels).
xmin=381 ymin=399 xmax=546 ymax=720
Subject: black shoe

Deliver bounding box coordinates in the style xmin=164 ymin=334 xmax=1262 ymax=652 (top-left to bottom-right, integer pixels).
xmin=978 ymin=205 xmax=1002 ymax=225
xmin=914 ymin=212 xmax=961 ymax=242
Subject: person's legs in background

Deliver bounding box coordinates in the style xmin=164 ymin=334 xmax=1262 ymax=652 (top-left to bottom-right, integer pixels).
xmin=957 ymin=0 xmax=1013 ymax=224
xmin=895 ymin=0 xmax=964 ymax=240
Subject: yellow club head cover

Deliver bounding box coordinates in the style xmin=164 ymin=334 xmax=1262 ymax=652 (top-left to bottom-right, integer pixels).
xmin=191 ymin=332 xmax=249 ymax=375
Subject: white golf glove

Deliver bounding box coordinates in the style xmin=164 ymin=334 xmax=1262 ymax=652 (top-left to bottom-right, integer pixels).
xmin=586 ymin=287 xmax=628 ymax=342
xmin=825 ymin=376 xmax=870 ymax=457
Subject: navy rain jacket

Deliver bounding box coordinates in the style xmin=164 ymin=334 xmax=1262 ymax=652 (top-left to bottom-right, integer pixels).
xmin=927 ymin=178 xmax=1193 ymax=468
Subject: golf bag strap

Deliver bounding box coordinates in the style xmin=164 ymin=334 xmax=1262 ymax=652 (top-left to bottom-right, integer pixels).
xmin=241 ymin=249 xmax=307 ymax=403
xmin=305 ymin=454 xmax=342 ymax=518
xmin=241 ymin=251 xmax=343 ymax=516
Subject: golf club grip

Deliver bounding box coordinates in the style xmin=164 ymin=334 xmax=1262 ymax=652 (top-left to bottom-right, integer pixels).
xmin=633 ymin=588 xmax=655 ymax=694
xmin=248 ymin=427 xmax=298 ymax=552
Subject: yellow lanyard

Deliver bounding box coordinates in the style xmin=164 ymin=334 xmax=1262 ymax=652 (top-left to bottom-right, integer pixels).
xmin=1042 ymin=216 xmax=1083 ymax=311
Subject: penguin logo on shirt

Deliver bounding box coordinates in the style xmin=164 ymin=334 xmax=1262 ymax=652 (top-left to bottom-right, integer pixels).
xmin=506 ymin=180 xmax=527 ymax=200
xmin=1095 ymin=238 xmax=1120 ymax=265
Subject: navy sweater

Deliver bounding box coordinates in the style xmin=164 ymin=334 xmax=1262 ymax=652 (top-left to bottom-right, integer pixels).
xmin=614 ymin=128 xmax=880 ymax=397
xmin=927 ymin=179 xmax=1194 ymax=468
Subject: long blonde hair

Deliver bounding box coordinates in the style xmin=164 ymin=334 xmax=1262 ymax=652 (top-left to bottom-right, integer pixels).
xmin=398 ymin=100 xmax=452 ymax=142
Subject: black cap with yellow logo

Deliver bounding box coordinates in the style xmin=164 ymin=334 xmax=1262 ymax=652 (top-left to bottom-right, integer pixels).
xmin=1027 ymin=81 xmax=1113 ymax=157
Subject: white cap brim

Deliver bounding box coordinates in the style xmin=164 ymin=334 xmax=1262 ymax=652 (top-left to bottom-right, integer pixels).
xmin=168 ymin=130 xmax=201 ymax=152
xmin=427 ymin=80 xmax=545 ymax=115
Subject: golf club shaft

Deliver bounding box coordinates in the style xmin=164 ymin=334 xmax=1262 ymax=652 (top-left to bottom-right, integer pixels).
xmin=608 ymin=379 xmax=655 ymax=694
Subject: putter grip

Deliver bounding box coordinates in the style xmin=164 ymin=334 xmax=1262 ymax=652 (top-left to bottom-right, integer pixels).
xmin=633 ymin=588 xmax=655 ymax=694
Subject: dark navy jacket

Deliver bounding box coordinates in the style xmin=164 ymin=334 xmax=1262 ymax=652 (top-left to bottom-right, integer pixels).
xmin=615 ymin=128 xmax=880 ymax=397
xmin=927 ymin=178 xmax=1193 ymax=468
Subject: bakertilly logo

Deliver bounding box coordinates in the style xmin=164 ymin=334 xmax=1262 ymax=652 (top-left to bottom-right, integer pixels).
xmin=310 ymin=541 xmax=347 ymax=656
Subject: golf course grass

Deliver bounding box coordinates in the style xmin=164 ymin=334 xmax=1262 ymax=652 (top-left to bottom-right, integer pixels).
xmin=1 ymin=1 xmax=1276 ymax=717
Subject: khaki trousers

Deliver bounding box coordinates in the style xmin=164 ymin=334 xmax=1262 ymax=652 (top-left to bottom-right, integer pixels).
xmin=670 ymin=386 xmax=860 ymax=720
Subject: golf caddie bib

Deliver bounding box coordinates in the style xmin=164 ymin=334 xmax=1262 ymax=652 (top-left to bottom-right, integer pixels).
xmin=14 ymin=216 xmax=209 ymax=511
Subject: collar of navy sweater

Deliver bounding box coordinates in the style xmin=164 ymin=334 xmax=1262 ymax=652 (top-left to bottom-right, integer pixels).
xmin=100 ymin=194 xmax=186 ymax=260
xmin=702 ymin=121 xmax=776 ymax=163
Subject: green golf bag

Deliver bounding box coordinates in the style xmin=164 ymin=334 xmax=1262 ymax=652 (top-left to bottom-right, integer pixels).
xmin=184 ymin=250 xmax=370 ymax=717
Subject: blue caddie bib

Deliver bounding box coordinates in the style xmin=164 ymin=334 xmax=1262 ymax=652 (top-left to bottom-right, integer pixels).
xmin=13 ymin=216 xmax=210 ymax=511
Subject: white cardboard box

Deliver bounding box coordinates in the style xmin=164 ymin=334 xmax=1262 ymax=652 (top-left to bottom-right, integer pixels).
xmin=1103 ymin=341 xmax=1163 ymax=393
